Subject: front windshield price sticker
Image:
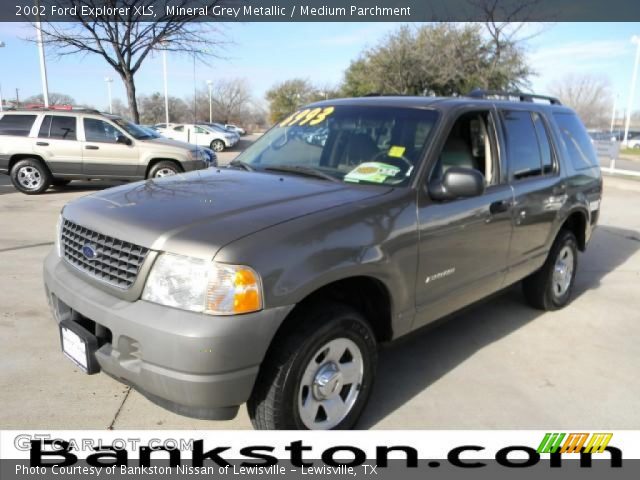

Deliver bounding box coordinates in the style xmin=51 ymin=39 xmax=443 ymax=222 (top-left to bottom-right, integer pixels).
xmin=280 ymin=106 xmax=335 ymax=127
xmin=344 ymin=162 xmax=401 ymax=184
xmin=388 ymin=145 xmax=406 ymax=158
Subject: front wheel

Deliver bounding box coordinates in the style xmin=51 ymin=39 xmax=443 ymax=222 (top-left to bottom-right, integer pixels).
xmin=522 ymin=229 xmax=578 ymax=310
xmin=210 ymin=140 xmax=225 ymax=152
xmin=148 ymin=161 xmax=180 ymax=178
xmin=247 ymin=303 xmax=377 ymax=430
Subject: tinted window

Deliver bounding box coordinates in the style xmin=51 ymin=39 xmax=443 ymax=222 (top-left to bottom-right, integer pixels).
xmin=532 ymin=112 xmax=553 ymax=174
xmin=553 ymin=112 xmax=599 ymax=170
xmin=83 ymin=118 xmax=121 ymax=143
xmin=39 ymin=115 xmax=77 ymax=140
xmin=501 ymin=110 xmax=543 ymax=180
xmin=0 ymin=115 xmax=37 ymax=136
xmin=173 ymin=125 xmax=184 ymax=132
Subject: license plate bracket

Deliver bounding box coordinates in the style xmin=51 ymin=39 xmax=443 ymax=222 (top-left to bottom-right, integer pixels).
xmin=59 ymin=320 xmax=100 ymax=374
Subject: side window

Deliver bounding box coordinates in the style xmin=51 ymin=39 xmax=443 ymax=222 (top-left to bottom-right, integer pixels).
xmin=173 ymin=125 xmax=184 ymax=132
xmin=194 ymin=126 xmax=207 ymax=134
xmin=0 ymin=115 xmax=37 ymax=136
xmin=432 ymin=110 xmax=498 ymax=186
xmin=39 ymin=115 xmax=77 ymax=140
xmin=532 ymin=112 xmax=554 ymax=174
xmin=501 ymin=110 xmax=543 ymax=180
xmin=553 ymin=112 xmax=599 ymax=170
xmin=83 ymin=118 xmax=121 ymax=143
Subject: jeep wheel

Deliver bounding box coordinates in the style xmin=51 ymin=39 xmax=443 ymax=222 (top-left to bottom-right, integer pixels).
xmin=523 ymin=229 xmax=578 ymax=310
xmin=247 ymin=303 xmax=377 ymax=430
xmin=148 ymin=161 xmax=180 ymax=178
xmin=210 ymin=140 xmax=225 ymax=152
xmin=10 ymin=159 xmax=52 ymax=194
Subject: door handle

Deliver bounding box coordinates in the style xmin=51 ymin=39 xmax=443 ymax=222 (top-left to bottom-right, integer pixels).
xmin=490 ymin=200 xmax=511 ymax=214
xmin=36 ymin=141 xmax=49 ymax=146
xmin=85 ymin=145 xmax=99 ymax=150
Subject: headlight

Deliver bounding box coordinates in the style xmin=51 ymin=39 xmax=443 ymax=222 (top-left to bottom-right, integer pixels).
xmin=55 ymin=214 xmax=63 ymax=257
xmin=142 ymin=254 xmax=263 ymax=315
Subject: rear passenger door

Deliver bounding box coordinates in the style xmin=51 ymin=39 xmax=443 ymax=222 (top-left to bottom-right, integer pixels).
xmin=499 ymin=109 xmax=566 ymax=284
xmin=33 ymin=115 xmax=82 ymax=175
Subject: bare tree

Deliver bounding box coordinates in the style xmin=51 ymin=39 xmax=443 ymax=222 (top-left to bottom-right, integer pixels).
xmin=23 ymin=92 xmax=76 ymax=106
xmin=549 ymin=74 xmax=613 ymax=128
xmin=35 ymin=1 xmax=225 ymax=123
xmin=209 ymin=78 xmax=252 ymax=123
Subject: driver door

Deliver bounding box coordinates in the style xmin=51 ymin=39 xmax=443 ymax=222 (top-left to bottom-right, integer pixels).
xmin=81 ymin=117 xmax=140 ymax=178
xmin=414 ymin=108 xmax=514 ymax=329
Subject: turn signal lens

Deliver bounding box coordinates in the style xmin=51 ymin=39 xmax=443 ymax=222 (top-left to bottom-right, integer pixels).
xmin=205 ymin=264 xmax=263 ymax=315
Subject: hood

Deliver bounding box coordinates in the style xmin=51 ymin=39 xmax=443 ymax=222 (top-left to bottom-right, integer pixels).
xmin=143 ymin=136 xmax=194 ymax=150
xmin=62 ymin=169 xmax=392 ymax=259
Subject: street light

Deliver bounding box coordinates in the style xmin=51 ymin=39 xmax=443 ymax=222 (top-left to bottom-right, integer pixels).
xmin=206 ymin=80 xmax=213 ymax=123
xmin=104 ymin=77 xmax=113 ymax=114
xmin=34 ymin=1 xmax=50 ymax=108
xmin=160 ymin=42 xmax=170 ymax=125
xmin=0 ymin=41 xmax=5 ymax=112
xmin=623 ymin=35 xmax=640 ymax=147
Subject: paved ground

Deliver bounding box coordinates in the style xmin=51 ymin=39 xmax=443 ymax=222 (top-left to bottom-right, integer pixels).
xmin=1 ymin=149 xmax=639 ymax=429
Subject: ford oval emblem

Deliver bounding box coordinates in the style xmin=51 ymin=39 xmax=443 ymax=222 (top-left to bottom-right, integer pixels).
xmin=82 ymin=244 xmax=98 ymax=260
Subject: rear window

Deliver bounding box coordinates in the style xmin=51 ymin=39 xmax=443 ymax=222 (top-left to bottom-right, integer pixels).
xmin=553 ymin=112 xmax=599 ymax=170
xmin=39 ymin=115 xmax=77 ymax=141
xmin=0 ymin=114 xmax=37 ymax=137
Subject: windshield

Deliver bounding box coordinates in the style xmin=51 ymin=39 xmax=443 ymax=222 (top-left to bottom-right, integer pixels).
xmin=235 ymin=105 xmax=438 ymax=186
xmin=110 ymin=117 xmax=155 ymax=140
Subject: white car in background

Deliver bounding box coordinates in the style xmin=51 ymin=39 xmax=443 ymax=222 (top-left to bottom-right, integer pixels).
xmin=158 ymin=123 xmax=238 ymax=152
xmin=225 ymin=124 xmax=246 ymax=135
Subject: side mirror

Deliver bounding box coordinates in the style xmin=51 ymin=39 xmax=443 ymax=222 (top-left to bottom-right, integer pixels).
xmin=429 ymin=167 xmax=485 ymax=201
xmin=117 ymin=135 xmax=132 ymax=146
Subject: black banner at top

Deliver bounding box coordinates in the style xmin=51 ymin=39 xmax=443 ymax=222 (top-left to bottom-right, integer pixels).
xmin=1 ymin=0 xmax=640 ymax=22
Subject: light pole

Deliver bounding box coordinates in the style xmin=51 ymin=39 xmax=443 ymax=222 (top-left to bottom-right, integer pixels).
xmin=161 ymin=45 xmax=169 ymax=125
xmin=104 ymin=77 xmax=113 ymax=114
xmin=610 ymin=95 xmax=618 ymax=134
xmin=35 ymin=0 xmax=50 ymax=107
xmin=0 ymin=41 xmax=5 ymax=112
xmin=206 ymin=80 xmax=213 ymax=123
xmin=623 ymin=35 xmax=640 ymax=147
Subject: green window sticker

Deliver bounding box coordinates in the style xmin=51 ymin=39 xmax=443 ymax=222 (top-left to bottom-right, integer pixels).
xmin=344 ymin=162 xmax=401 ymax=184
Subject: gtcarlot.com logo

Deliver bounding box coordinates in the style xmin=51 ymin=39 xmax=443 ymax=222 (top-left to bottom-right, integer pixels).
xmin=537 ymin=433 xmax=613 ymax=454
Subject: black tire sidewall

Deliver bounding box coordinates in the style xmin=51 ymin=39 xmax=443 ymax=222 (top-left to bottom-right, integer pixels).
xmin=149 ymin=162 xmax=179 ymax=178
xmin=211 ymin=140 xmax=224 ymax=152
xmin=10 ymin=159 xmax=51 ymax=194
xmin=546 ymin=231 xmax=578 ymax=308
xmin=289 ymin=315 xmax=376 ymax=430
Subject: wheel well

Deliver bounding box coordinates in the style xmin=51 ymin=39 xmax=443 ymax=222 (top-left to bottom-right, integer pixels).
xmin=9 ymin=154 xmax=50 ymax=174
xmin=561 ymin=211 xmax=587 ymax=251
xmin=282 ymin=276 xmax=393 ymax=343
xmin=145 ymin=158 xmax=183 ymax=178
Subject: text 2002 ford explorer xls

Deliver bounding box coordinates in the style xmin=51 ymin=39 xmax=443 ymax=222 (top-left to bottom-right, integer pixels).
xmin=44 ymin=91 xmax=602 ymax=430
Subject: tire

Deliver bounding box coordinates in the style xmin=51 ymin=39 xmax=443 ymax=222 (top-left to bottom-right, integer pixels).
xmin=10 ymin=158 xmax=52 ymax=195
xmin=247 ymin=302 xmax=377 ymax=430
xmin=148 ymin=161 xmax=180 ymax=179
xmin=210 ymin=140 xmax=225 ymax=152
xmin=522 ymin=229 xmax=578 ymax=311
xmin=52 ymin=179 xmax=71 ymax=187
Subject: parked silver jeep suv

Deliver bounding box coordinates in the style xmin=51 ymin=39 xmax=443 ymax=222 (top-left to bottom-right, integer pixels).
xmin=0 ymin=109 xmax=209 ymax=194
xmin=43 ymin=91 xmax=602 ymax=429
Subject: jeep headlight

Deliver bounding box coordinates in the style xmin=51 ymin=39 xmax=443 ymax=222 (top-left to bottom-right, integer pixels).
xmin=142 ymin=254 xmax=263 ymax=315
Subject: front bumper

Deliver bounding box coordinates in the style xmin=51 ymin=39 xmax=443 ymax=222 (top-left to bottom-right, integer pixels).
xmin=43 ymin=250 xmax=292 ymax=420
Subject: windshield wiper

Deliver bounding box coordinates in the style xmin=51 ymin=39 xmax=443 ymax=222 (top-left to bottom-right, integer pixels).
xmin=264 ymin=165 xmax=340 ymax=183
xmin=228 ymin=159 xmax=255 ymax=171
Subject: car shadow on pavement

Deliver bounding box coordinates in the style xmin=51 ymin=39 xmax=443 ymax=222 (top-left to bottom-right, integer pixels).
xmin=44 ymin=181 xmax=127 ymax=194
xmin=357 ymin=225 xmax=640 ymax=428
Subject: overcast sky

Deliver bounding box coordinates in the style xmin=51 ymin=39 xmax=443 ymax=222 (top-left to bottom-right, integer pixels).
xmin=0 ymin=21 xmax=637 ymax=117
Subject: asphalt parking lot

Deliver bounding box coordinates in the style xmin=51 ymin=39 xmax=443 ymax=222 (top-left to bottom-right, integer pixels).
xmin=1 ymin=145 xmax=639 ymax=429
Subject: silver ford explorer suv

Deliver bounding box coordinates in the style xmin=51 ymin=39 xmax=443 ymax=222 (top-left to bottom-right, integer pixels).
xmin=44 ymin=91 xmax=602 ymax=430
xmin=0 ymin=109 xmax=210 ymax=194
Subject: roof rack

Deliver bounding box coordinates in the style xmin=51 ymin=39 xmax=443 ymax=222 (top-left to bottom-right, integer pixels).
xmin=467 ymin=88 xmax=562 ymax=105
xmin=12 ymin=106 xmax=102 ymax=114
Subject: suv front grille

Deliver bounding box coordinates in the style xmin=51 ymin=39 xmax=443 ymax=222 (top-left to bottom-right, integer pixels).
xmin=61 ymin=219 xmax=149 ymax=289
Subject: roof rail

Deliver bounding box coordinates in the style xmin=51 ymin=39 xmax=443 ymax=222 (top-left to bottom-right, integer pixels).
xmin=467 ymin=88 xmax=562 ymax=105
xmin=13 ymin=105 xmax=102 ymax=114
